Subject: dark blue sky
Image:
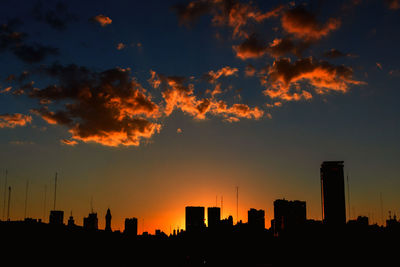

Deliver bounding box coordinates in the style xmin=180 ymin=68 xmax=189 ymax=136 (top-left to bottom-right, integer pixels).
xmin=0 ymin=0 xmax=399 ymax=232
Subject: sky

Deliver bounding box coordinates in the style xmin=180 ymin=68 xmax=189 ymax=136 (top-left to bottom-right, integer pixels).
xmin=0 ymin=0 xmax=399 ymax=233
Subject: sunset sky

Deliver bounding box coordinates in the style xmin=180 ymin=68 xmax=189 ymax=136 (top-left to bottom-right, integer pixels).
xmin=0 ymin=0 xmax=399 ymax=233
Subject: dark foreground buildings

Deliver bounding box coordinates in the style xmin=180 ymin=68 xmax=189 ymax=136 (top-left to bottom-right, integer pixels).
xmin=272 ymin=199 xmax=306 ymax=236
xmin=185 ymin=206 xmax=205 ymax=232
xmin=248 ymin=208 xmax=265 ymax=230
xmin=320 ymin=161 xmax=346 ymax=225
xmin=207 ymin=207 xmax=220 ymax=229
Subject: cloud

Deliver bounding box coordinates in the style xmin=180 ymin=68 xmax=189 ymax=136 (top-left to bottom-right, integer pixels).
xmin=244 ymin=64 xmax=256 ymax=77
xmin=0 ymin=86 xmax=12 ymax=94
xmin=61 ymin=139 xmax=78 ymax=146
xmin=233 ymin=34 xmax=267 ymax=59
xmin=116 ymin=43 xmax=126 ymax=50
xmin=174 ymin=0 xmax=284 ymax=38
xmin=0 ymin=113 xmax=32 ymax=128
xmin=267 ymin=37 xmax=310 ymax=58
xmin=12 ymin=44 xmax=59 ymax=63
xmin=176 ymin=128 xmax=183 ymax=134
xmin=91 ymin=14 xmax=112 ymax=27
xmin=152 ymin=70 xmax=264 ymax=121
xmin=263 ymin=57 xmax=365 ymax=101
xmin=281 ymin=6 xmax=341 ymax=41
xmin=29 ymin=64 xmax=161 ymax=147
xmin=323 ymin=49 xmax=346 ymax=59
xmin=203 ymin=66 xmax=238 ymax=83
xmin=32 ymin=0 xmax=77 ymax=31
xmin=385 ymin=0 xmax=400 ymax=10
xmin=376 ymin=62 xmax=383 ymax=70
xmin=0 ymin=21 xmax=59 ymax=63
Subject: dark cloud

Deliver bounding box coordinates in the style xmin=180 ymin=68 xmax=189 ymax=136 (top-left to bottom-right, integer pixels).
xmin=385 ymin=0 xmax=400 ymax=10
xmin=0 ymin=21 xmax=59 ymax=63
xmin=281 ymin=6 xmax=341 ymax=41
xmin=32 ymin=1 xmax=78 ymax=31
xmin=323 ymin=48 xmax=346 ymax=58
xmin=233 ymin=34 xmax=268 ymax=59
xmin=29 ymin=64 xmax=161 ymax=147
xmin=12 ymin=44 xmax=59 ymax=63
xmin=263 ymin=57 xmax=365 ymax=101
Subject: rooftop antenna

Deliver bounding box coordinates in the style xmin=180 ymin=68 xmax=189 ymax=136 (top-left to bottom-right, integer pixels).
xmin=346 ymin=173 xmax=351 ymax=221
xmin=7 ymin=186 xmax=11 ymax=221
xmin=24 ymin=179 xmax=29 ymax=219
xmin=53 ymin=172 xmax=57 ymax=210
xmin=90 ymin=196 xmax=94 ymax=213
xmin=43 ymin=185 xmax=47 ymax=221
xmin=3 ymin=169 xmax=7 ymax=220
xmin=221 ymin=196 xmax=223 ymax=218
xmin=236 ymin=186 xmax=239 ymax=224
xmin=380 ymin=192 xmax=384 ymax=226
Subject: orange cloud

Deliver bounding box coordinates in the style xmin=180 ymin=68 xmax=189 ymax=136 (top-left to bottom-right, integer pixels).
xmin=386 ymin=0 xmax=400 ymax=10
xmin=263 ymin=57 xmax=365 ymax=101
xmin=0 ymin=86 xmax=12 ymax=93
xmin=91 ymin=14 xmax=112 ymax=27
xmin=204 ymin=66 xmax=238 ymax=83
xmin=0 ymin=113 xmax=32 ymax=128
xmin=233 ymin=34 xmax=267 ymax=60
xmin=116 ymin=43 xmax=126 ymax=50
xmin=29 ymin=64 xmax=161 ymax=147
xmin=281 ymin=6 xmax=341 ymax=40
xmin=61 ymin=139 xmax=78 ymax=146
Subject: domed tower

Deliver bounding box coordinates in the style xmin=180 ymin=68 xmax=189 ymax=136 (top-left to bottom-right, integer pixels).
xmin=105 ymin=208 xmax=112 ymax=232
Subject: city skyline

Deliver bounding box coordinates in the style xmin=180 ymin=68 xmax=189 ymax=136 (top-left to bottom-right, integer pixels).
xmin=0 ymin=0 xmax=399 ymax=234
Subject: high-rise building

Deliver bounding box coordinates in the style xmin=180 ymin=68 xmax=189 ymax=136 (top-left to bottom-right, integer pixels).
xmin=273 ymin=199 xmax=306 ymax=236
xmin=49 ymin=210 xmax=64 ymax=225
xmin=185 ymin=206 xmax=205 ymax=232
xmin=124 ymin=218 xmax=138 ymax=236
xmin=248 ymin=208 xmax=265 ymax=230
xmin=67 ymin=213 xmax=75 ymax=227
xmin=83 ymin=212 xmax=98 ymax=230
xmin=105 ymin=208 xmax=112 ymax=232
xmin=320 ymin=161 xmax=346 ymax=225
xmin=207 ymin=207 xmax=220 ymax=228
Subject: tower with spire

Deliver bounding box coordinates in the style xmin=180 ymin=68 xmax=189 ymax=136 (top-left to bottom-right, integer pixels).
xmin=105 ymin=208 xmax=112 ymax=232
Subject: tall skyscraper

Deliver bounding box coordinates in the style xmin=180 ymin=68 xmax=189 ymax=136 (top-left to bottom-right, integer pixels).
xmin=124 ymin=218 xmax=138 ymax=236
xmin=185 ymin=206 xmax=205 ymax=232
xmin=320 ymin=161 xmax=346 ymax=225
xmin=207 ymin=207 xmax=221 ymax=228
xmin=248 ymin=208 xmax=265 ymax=230
xmin=273 ymin=199 xmax=306 ymax=236
xmin=105 ymin=208 xmax=112 ymax=232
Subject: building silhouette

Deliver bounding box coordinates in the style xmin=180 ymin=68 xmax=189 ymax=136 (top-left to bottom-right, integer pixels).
xmin=185 ymin=206 xmax=205 ymax=232
xmin=67 ymin=212 xmax=75 ymax=227
xmin=248 ymin=208 xmax=265 ymax=230
xmin=272 ymin=199 xmax=306 ymax=236
xmin=83 ymin=212 xmax=98 ymax=230
xmin=320 ymin=161 xmax=346 ymax=225
xmin=105 ymin=208 xmax=112 ymax=232
xmin=124 ymin=218 xmax=138 ymax=236
xmin=207 ymin=207 xmax=220 ymax=228
xmin=49 ymin=210 xmax=64 ymax=225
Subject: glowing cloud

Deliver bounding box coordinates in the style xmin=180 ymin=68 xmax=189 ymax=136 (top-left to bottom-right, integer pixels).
xmin=0 ymin=113 xmax=32 ymax=128
xmin=263 ymin=57 xmax=365 ymax=101
xmin=91 ymin=14 xmax=112 ymax=27
xmin=281 ymin=6 xmax=341 ymax=40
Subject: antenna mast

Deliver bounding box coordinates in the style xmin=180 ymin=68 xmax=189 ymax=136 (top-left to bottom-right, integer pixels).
xmin=380 ymin=192 xmax=384 ymax=226
xmin=347 ymin=173 xmax=350 ymax=221
xmin=236 ymin=186 xmax=239 ymax=224
xmin=24 ymin=180 xmax=29 ymax=218
xmin=3 ymin=169 xmax=7 ymax=220
xmin=7 ymin=186 xmax=11 ymax=221
xmin=43 ymin=185 xmax=47 ymax=221
xmin=53 ymin=172 xmax=57 ymax=210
